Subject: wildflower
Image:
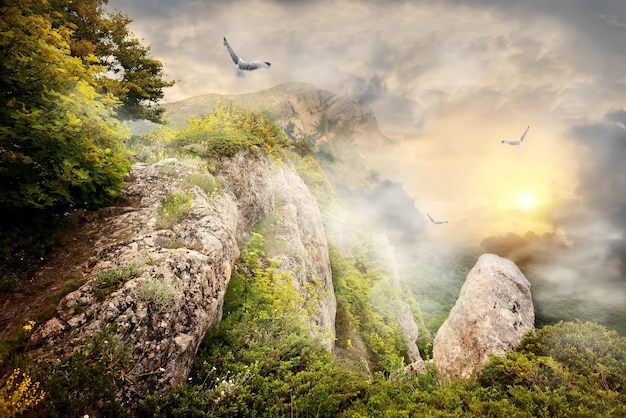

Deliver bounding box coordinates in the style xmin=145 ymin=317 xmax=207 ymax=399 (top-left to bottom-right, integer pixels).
xmin=22 ymin=320 xmax=36 ymax=332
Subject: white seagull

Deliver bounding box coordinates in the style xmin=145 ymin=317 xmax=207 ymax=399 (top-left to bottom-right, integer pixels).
xmin=223 ymin=36 xmax=271 ymax=78
xmin=501 ymin=126 xmax=530 ymax=148
xmin=427 ymin=213 xmax=448 ymax=225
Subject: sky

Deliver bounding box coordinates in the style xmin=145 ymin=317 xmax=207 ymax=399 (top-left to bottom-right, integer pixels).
xmin=107 ymin=0 xmax=626 ymax=325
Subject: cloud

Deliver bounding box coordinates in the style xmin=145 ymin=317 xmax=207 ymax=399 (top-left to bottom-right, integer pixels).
xmin=480 ymin=109 xmax=626 ymax=332
xmin=343 ymin=74 xmax=388 ymax=103
xmin=106 ymin=0 xmax=626 ymax=329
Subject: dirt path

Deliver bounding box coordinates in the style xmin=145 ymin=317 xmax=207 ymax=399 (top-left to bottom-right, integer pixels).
xmin=0 ymin=214 xmax=101 ymax=341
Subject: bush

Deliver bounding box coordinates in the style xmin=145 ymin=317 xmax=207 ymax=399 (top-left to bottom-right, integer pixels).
xmin=93 ymin=263 xmax=140 ymax=300
xmin=155 ymin=192 xmax=193 ymax=230
xmin=182 ymin=173 xmax=222 ymax=195
xmin=134 ymin=276 xmax=181 ymax=313
xmin=35 ymin=324 xmax=133 ymax=417
xmin=517 ymin=321 xmax=626 ymax=395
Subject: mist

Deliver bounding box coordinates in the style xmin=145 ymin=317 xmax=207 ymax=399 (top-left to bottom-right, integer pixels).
xmin=107 ymin=0 xmax=626 ymax=332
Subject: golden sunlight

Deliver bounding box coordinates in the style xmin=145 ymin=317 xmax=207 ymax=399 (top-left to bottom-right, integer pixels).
xmin=519 ymin=193 xmax=535 ymax=210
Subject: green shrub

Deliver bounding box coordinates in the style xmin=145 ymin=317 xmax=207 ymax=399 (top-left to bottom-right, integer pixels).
xmin=155 ymin=192 xmax=192 ymax=230
xmin=134 ymin=276 xmax=181 ymax=312
xmin=330 ymin=243 xmax=408 ymax=373
xmin=93 ymin=263 xmax=140 ymax=300
xmin=182 ymin=173 xmax=222 ymax=195
xmin=517 ymin=321 xmax=626 ymax=395
xmin=35 ymin=324 xmax=133 ymax=417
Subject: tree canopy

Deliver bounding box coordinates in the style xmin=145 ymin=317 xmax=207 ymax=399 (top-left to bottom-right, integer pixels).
xmin=0 ymin=0 xmax=131 ymax=211
xmin=48 ymin=0 xmax=175 ymax=123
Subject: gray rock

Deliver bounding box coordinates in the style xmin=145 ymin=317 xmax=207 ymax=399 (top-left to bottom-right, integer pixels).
xmin=270 ymin=165 xmax=336 ymax=347
xmin=432 ymin=254 xmax=535 ymax=380
xmin=28 ymin=152 xmax=338 ymax=408
xmin=29 ymin=160 xmax=240 ymax=406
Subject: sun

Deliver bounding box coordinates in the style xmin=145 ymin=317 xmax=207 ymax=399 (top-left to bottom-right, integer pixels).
xmin=519 ymin=193 xmax=535 ymax=210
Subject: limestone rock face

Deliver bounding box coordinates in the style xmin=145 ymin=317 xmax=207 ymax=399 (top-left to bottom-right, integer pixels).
xmin=371 ymin=233 xmax=423 ymax=366
xmin=433 ymin=254 xmax=535 ymax=380
xmin=269 ymin=165 xmax=336 ymax=346
xmin=29 ymin=159 xmax=241 ymax=406
xmin=28 ymin=152 xmax=337 ymax=407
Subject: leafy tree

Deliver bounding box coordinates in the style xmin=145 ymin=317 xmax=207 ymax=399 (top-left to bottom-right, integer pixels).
xmin=48 ymin=0 xmax=175 ymax=122
xmin=0 ymin=0 xmax=131 ymax=211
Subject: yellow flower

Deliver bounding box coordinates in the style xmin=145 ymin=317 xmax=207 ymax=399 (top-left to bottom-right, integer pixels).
xmin=22 ymin=320 xmax=36 ymax=332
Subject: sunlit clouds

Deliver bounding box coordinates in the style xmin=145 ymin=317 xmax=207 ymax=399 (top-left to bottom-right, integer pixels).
xmin=107 ymin=0 xmax=626 ymax=322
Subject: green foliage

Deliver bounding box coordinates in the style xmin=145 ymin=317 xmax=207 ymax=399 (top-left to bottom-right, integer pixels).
xmin=0 ymin=1 xmax=131 ymax=212
xmin=93 ymin=263 xmax=140 ymax=300
xmin=330 ymin=242 xmax=408 ymax=373
xmin=182 ymin=173 xmax=222 ymax=195
xmin=47 ymin=0 xmax=175 ymax=122
xmin=34 ymin=324 xmax=134 ymax=417
xmin=139 ymin=102 xmax=290 ymax=160
xmin=517 ymin=321 xmax=626 ymax=395
xmin=155 ymin=192 xmax=193 ymax=230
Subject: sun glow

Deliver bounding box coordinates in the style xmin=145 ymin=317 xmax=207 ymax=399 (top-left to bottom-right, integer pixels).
xmin=519 ymin=193 xmax=535 ymax=210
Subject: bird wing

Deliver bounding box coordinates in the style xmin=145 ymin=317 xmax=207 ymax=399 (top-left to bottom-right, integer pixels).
xmin=519 ymin=126 xmax=530 ymax=143
xmin=223 ymin=36 xmax=241 ymax=65
xmin=238 ymin=60 xmax=270 ymax=71
xmin=427 ymin=213 xmax=435 ymax=223
xmin=501 ymin=139 xmax=520 ymax=145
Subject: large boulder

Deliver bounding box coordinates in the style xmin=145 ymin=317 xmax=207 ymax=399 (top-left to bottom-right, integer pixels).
xmin=433 ymin=253 xmax=535 ymax=380
xmin=28 ymin=159 xmax=241 ymax=406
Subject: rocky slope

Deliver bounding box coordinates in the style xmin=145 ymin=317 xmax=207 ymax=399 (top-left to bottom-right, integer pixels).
xmin=433 ymin=253 xmax=535 ymax=380
xmin=27 ymin=151 xmax=336 ymax=407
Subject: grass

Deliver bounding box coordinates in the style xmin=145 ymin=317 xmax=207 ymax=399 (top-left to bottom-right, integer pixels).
xmin=155 ymin=192 xmax=193 ymax=230
xmin=93 ymin=263 xmax=140 ymax=301
xmin=134 ymin=276 xmax=182 ymax=313
xmin=182 ymin=173 xmax=222 ymax=195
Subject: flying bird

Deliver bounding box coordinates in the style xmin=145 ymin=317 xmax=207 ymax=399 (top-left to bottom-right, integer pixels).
xmin=501 ymin=126 xmax=530 ymax=148
xmin=427 ymin=213 xmax=448 ymax=225
xmin=223 ymin=36 xmax=271 ymax=78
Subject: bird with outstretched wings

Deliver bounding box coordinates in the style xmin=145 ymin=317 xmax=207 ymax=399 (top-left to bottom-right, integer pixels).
xmin=223 ymin=36 xmax=271 ymax=78
xmin=427 ymin=213 xmax=448 ymax=225
xmin=501 ymin=126 xmax=530 ymax=148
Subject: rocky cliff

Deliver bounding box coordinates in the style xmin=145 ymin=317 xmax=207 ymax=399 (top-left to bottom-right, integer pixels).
xmin=28 ymin=151 xmax=336 ymax=406
xmin=432 ymin=254 xmax=535 ymax=380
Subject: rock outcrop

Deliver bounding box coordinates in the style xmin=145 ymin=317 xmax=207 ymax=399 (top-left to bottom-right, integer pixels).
xmin=433 ymin=254 xmax=535 ymax=380
xmin=162 ymin=82 xmax=388 ymax=149
xmin=28 ymin=151 xmax=337 ymax=407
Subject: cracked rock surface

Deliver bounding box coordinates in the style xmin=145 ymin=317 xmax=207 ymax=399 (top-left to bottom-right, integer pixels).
xmin=432 ymin=253 xmax=535 ymax=380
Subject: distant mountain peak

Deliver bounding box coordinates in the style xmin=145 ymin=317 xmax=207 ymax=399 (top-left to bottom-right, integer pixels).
xmin=162 ymin=82 xmax=389 ymax=150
